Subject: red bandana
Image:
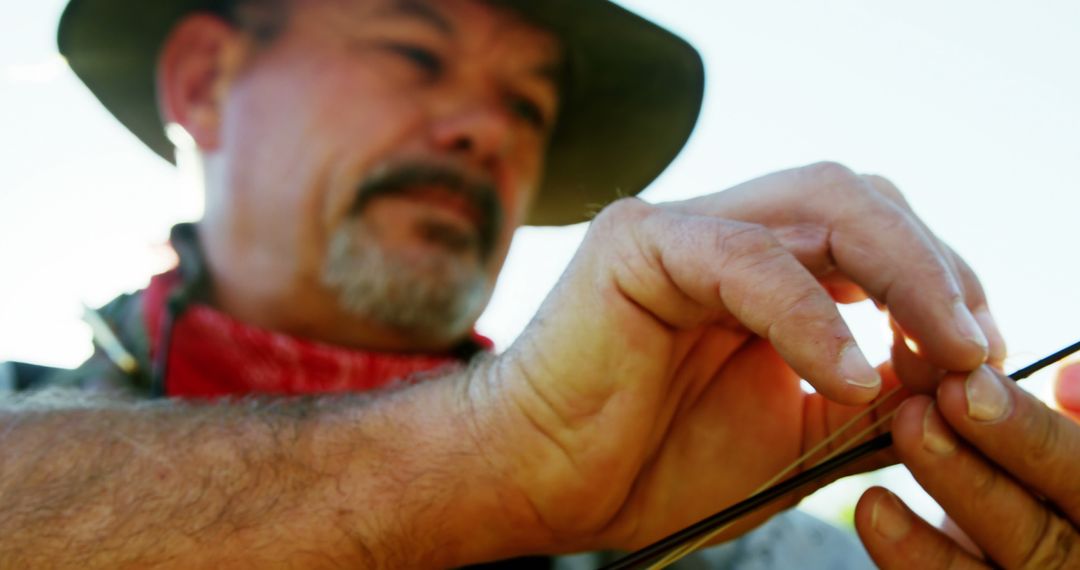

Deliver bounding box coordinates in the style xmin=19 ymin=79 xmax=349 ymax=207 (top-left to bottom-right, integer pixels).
xmin=143 ymin=270 xmax=492 ymax=399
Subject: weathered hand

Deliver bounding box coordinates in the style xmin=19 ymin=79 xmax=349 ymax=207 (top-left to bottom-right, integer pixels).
xmin=471 ymin=162 xmax=1002 ymax=552
xmin=855 ymin=366 xmax=1080 ymax=568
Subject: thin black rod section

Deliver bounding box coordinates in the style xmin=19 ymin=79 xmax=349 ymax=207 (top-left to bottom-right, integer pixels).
xmin=602 ymin=339 xmax=1080 ymax=570
xmin=600 ymin=435 xmax=892 ymax=570
xmin=1009 ymin=339 xmax=1080 ymax=381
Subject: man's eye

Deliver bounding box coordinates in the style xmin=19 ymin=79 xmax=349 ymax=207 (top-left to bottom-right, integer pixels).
xmin=386 ymin=44 xmax=443 ymax=77
xmin=508 ymin=97 xmax=547 ymax=130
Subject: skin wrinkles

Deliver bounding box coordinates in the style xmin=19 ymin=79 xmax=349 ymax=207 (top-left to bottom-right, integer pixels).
xmin=11 ymin=0 xmax=1075 ymax=567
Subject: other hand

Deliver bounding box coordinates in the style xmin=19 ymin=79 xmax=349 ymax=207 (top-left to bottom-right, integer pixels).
xmin=855 ymin=365 xmax=1080 ymax=568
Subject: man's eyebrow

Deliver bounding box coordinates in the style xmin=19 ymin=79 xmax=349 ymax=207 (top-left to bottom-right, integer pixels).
xmin=379 ymin=0 xmax=454 ymax=36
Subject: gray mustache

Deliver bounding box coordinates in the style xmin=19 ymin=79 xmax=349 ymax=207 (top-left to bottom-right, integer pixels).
xmin=350 ymin=163 xmax=503 ymax=259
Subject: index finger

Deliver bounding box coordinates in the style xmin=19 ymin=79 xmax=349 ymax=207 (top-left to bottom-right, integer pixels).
xmin=936 ymin=365 xmax=1080 ymax=525
xmin=628 ymin=207 xmax=883 ymax=404
xmin=668 ymin=163 xmax=990 ymax=371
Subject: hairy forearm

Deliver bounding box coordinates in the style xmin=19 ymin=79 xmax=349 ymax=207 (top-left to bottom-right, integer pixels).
xmin=0 ymin=359 xmax=539 ymax=568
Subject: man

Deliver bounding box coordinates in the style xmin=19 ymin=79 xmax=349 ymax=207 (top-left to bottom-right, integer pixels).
xmin=1 ymin=0 xmax=1076 ymax=568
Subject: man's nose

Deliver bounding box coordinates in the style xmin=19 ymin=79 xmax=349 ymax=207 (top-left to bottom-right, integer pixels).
xmin=429 ymin=95 xmax=515 ymax=168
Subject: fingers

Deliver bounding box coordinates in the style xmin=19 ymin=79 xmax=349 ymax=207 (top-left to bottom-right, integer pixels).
xmin=798 ymin=361 xmax=907 ymax=480
xmin=614 ymin=201 xmax=881 ymax=403
xmin=861 ymin=175 xmax=1006 ymax=368
xmin=934 ymin=366 xmax=1080 ymax=525
xmin=891 ymin=395 xmax=1080 ymax=568
xmin=890 ymin=318 xmax=945 ymax=394
xmin=820 ymin=170 xmax=985 ymax=371
xmin=671 ymin=163 xmax=991 ymax=372
xmin=1056 ymin=362 xmax=1080 ymax=421
xmin=933 ymin=249 xmax=1007 ymax=367
xmin=855 ymin=487 xmax=988 ymax=570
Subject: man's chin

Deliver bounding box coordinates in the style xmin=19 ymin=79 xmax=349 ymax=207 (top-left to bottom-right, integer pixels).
xmin=322 ymin=220 xmax=489 ymax=342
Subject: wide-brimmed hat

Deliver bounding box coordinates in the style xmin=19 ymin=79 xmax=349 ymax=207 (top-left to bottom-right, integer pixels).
xmin=58 ymin=0 xmax=705 ymax=226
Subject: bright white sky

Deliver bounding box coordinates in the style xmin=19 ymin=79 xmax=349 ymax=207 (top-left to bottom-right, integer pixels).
xmin=2 ymin=0 xmax=1078 ymax=530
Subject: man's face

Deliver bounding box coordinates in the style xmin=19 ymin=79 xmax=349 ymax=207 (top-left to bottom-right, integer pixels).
xmin=202 ymin=0 xmax=561 ymax=348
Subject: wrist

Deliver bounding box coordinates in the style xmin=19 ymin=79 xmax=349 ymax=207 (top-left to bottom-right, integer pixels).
xmin=454 ymin=354 xmax=565 ymax=560
xmin=306 ymin=358 xmax=554 ymax=567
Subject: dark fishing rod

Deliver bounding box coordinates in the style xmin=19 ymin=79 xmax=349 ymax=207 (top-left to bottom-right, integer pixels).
xmin=602 ymin=339 xmax=1080 ymax=570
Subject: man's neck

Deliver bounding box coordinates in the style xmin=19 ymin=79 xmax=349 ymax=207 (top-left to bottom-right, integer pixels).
xmin=185 ymin=222 xmax=471 ymax=355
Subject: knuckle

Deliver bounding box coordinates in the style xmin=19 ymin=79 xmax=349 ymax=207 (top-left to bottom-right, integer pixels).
xmin=1019 ymin=407 xmax=1080 ymax=516
xmin=968 ymin=463 xmax=1002 ymax=503
xmin=600 ymin=196 xmax=652 ymax=220
xmin=799 ymin=161 xmax=868 ymax=203
xmin=769 ymin=287 xmax=829 ymax=333
xmin=593 ymin=197 xmax=653 ymax=234
xmin=865 ymin=191 xmax=914 ymax=231
xmin=717 ymin=225 xmax=795 ymax=284
xmin=780 ymin=284 xmax=823 ymax=313
xmin=1020 ymin=511 xmax=1076 ymax=569
xmin=862 ymin=174 xmax=912 ymax=208
xmin=802 ymin=161 xmax=860 ymax=188
xmin=921 ymin=259 xmax=960 ymax=294
xmin=851 ymin=201 xmax=911 ymax=252
xmin=715 ymin=222 xmax=778 ymax=258
xmin=1026 ymin=405 xmax=1063 ymax=467
xmin=801 ymin=163 xmax=906 ymax=220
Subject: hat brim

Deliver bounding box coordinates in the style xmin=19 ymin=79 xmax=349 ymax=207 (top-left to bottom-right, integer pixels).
xmin=58 ymin=0 xmax=705 ymax=226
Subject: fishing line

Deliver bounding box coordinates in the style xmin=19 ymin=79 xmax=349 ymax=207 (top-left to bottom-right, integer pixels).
xmin=650 ymin=385 xmax=904 ymax=567
xmin=603 ymin=339 xmax=1080 ymax=570
xmin=660 ymin=402 xmax=903 ymax=567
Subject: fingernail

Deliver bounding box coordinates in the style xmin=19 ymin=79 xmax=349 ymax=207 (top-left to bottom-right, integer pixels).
xmin=872 ymin=491 xmax=912 ymax=541
xmin=840 ymin=343 xmax=881 ymax=389
xmin=921 ymin=403 xmax=957 ymax=456
xmin=973 ymin=308 xmax=1007 ymax=364
xmin=966 ymin=366 xmax=1011 ymax=422
xmin=954 ymin=301 xmax=989 ymax=352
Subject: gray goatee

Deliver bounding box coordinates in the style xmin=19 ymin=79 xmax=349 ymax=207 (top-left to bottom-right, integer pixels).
xmin=321 ymin=219 xmax=488 ymax=341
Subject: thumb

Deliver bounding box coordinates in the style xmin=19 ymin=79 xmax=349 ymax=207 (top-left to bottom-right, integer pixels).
xmin=1054 ymin=361 xmax=1080 ymax=421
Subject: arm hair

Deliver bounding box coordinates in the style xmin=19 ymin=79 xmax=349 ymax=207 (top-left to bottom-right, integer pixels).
xmin=0 ymin=357 xmax=536 ymax=568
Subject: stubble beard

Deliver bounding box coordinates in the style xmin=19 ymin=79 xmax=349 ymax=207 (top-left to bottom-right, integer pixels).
xmin=321 ymin=218 xmax=488 ymax=343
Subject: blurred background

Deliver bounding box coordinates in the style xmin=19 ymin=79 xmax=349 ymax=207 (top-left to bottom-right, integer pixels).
xmin=2 ymin=0 xmax=1078 ymax=534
